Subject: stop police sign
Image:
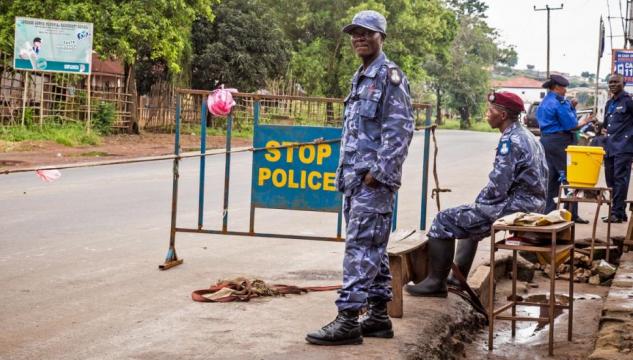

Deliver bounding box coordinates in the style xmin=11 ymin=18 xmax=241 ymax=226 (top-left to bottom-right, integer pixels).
xmin=251 ymin=124 xmax=342 ymax=213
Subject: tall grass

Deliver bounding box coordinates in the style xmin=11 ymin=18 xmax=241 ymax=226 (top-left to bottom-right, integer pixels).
xmin=0 ymin=123 xmax=101 ymax=147
xmin=437 ymin=118 xmax=496 ymax=133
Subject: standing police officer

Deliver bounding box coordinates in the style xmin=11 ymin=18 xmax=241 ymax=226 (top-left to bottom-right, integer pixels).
xmin=537 ymin=75 xmax=592 ymax=224
xmin=602 ymin=73 xmax=633 ymax=223
xmin=405 ymin=92 xmax=548 ymax=297
xmin=306 ymin=10 xmax=414 ymax=346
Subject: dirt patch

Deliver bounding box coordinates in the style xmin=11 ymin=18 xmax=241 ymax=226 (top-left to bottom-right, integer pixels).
xmin=0 ymin=132 xmax=251 ymax=172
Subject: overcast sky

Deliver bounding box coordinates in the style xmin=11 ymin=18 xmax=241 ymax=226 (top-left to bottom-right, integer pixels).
xmin=484 ymin=0 xmax=627 ymax=77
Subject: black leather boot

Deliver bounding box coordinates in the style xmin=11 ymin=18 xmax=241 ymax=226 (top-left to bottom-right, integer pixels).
xmin=447 ymin=240 xmax=479 ymax=288
xmin=360 ymin=300 xmax=393 ymax=338
xmin=305 ymin=310 xmax=362 ymax=345
xmin=405 ymin=237 xmax=455 ymax=297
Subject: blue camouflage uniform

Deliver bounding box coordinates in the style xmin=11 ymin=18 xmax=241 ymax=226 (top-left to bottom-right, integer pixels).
xmin=428 ymin=122 xmax=548 ymax=241
xmin=335 ymin=51 xmax=414 ymax=311
xmin=603 ymin=90 xmax=633 ymax=219
xmin=537 ymin=91 xmax=579 ymax=214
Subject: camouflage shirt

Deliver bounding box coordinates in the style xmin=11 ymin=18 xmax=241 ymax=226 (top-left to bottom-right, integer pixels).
xmin=475 ymin=122 xmax=549 ymax=220
xmin=336 ymin=52 xmax=414 ymax=202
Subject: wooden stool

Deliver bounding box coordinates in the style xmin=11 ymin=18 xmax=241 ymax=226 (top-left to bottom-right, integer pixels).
xmin=558 ymin=185 xmax=612 ymax=262
xmin=387 ymin=230 xmax=427 ymax=318
xmin=488 ymin=221 xmax=575 ymax=356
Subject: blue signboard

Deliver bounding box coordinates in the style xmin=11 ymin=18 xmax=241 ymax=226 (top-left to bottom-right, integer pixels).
xmin=613 ymin=49 xmax=633 ymax=86
xmin=251 ymin=124 xmax=342 ymax=212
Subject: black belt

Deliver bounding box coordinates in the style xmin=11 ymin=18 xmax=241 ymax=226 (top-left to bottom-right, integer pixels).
xmin=542 ymin=131 xmax=572 ymax=136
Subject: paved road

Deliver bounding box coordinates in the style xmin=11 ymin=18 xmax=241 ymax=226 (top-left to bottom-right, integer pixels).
xmin=0 ymin=129 xmax=623 ymax=359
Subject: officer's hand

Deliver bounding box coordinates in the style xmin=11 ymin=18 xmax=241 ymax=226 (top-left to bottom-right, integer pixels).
xmin=571 ymin=99 xmax=578 ymax=108
xmin=602 ymin=128 xmax=608 ymax=135
xmin=363 ymin=173 xmax=380 ymax=188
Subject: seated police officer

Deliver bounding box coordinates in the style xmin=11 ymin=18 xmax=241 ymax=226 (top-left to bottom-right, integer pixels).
xmin=406 ymin=92 xmax=548 ymax=297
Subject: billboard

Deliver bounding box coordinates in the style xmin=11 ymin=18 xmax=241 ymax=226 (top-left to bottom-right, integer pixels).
xmin=612 ymin=49 xmax=633 ymax=86
xmin=13 ymin=17 xmax=93 ymax=74
xmin=251 ymin=124 xmax=342 ymax=213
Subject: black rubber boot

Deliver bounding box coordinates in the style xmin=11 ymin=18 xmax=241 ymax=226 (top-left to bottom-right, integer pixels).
xmin=405 ymin=237 xmax=455 ymax=297
xmin=360 ymin=301 xmax=393 ymax=338
xmin=305 ymin=310 xmax=363 ymax=345
xmin=447 ymin=240 xmax=479 ymax=288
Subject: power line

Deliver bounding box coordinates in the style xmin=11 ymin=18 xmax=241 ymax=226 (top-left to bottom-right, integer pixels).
xmin=534 ymin=4 xmax=564 ymax=77
xmin=608 ymin=0 xmax=615 ymax=49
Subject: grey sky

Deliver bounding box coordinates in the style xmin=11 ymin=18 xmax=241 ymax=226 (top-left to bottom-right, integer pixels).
xmin=484 ymin=0 xmax=626 ymax=77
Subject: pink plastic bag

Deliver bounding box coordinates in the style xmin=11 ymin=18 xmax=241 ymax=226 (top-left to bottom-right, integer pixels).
xmin=36 ymin=169 xmax=61 ymax=182
xmin=207 ymin=85 xmax=238 ymax=117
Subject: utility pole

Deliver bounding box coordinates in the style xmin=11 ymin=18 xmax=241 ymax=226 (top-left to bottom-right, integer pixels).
xmin=627 ymin=0 xmax=633 ymax=48
xmin=534 ymin=3 xmax=564 ymax=77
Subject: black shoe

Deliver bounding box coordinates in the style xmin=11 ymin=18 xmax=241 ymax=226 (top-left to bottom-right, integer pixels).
xmin=360 ymin=301 xmax=393 ymax=338
xmin=405 ymin=237 xmax=455 ymax=297
xmin=574 ymin=217 xmax=590 ymax=224
xmin=602 ymin=215 xmax=624 ymax=223
xmin=447 ymin=240 xmax=479 ymax=288
xmin=306 ymin=310 xmax=363 ymax=345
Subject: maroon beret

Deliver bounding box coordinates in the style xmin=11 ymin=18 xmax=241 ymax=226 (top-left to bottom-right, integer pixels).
xmin=488 ymin=91 xmax=525 ymax=113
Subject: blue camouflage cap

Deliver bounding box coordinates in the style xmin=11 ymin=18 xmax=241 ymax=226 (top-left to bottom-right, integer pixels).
xmin=342 ymin=10 xmax=387 ymax=36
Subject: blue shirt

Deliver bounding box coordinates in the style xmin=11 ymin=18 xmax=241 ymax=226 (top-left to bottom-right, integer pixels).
xmin=536 ymin=91 xmax=578 ymax=134
xmin=603 ymin=91 xmax=633 ymax=156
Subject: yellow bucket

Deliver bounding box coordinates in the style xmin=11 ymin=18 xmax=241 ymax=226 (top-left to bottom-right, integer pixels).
xmin=565 ymin=145 xmax=605 ymax=187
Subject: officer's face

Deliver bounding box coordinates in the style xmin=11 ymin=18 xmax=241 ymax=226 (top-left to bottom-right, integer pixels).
xmin=608 ymin=76 xmax=624 ymax=94
xmin=552 ymin=84 xmax=566 ymax=97
xmin=486 ymin=104 xmax=506 ymax=129
xmin=350 ymin=28 xmax=383 ymax=58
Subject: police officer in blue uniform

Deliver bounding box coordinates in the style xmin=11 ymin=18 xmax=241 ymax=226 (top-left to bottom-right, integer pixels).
xmin=405 ymin=92 xmax=548 ymax=297
xmin=602 ymin=73 xmax=633 ymax=223
xmin=537 ymin=75 xmax=592 ymax=224
xmin=306 ymin=10 xmax=414 ymax=346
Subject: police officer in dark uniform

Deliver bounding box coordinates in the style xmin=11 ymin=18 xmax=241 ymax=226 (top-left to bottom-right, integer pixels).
xmin=602 ymin=73 xmax=633 ymax=223
xmin=306 ymin=10 xmax=414 ymax=346
xmin=405 ymin=92 xmax=548 ymax=297
xmin=537 ymin=74 xmax=592 ymax=223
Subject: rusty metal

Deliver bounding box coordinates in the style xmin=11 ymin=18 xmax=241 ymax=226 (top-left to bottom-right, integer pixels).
xmin=160 ymin=94 xmax=183 ymax=270
xmin=222 ymin=114 xmax=233 ymax=232
xmin=175 ymin=227 xmax=343 ymax=242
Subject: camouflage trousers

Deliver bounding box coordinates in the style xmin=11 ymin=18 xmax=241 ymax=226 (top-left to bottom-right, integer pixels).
xmin=427 ymin=204 xmax=493 ymax=241
xmin=336 ymin=190 xmax=393 ymax=311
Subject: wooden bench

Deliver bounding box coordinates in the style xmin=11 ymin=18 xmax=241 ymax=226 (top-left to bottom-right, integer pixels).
xmin=625 ymin=200 xmax=633 ymax=252
xmin=387 ymin=229 xmax=427 ymax=318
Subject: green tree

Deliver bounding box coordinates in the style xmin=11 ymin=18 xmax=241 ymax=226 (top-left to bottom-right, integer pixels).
xmin=190 ymin=0 xmax=290 ymax=92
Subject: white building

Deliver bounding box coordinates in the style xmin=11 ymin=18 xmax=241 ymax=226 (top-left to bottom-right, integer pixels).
xmin=492 ymin=76 xmax=546 ymax=108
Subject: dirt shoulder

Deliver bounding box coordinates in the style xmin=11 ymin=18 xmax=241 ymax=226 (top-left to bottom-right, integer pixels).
xmin=0 ymin=133 xmax=251 ymax=172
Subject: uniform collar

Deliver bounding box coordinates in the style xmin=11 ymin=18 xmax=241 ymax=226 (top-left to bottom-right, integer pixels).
xmin=547 ymin=90 xmax=565 ymax=102
xmin=357 ymin=52 xmax=387 ymax=79
xmin=612 ymin=90 xmax=628 ymax=102
xmin=502 ymin=121 xmax=519 ymax=136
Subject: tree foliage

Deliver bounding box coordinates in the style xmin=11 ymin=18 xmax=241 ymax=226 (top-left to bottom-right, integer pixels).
xmin=190 ymin=0 xmax=290 ymax=92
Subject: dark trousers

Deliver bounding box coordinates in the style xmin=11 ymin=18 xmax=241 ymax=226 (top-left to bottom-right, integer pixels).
xmin=540 ymin=133 xmax=578 ymax=218
xmin=604 ymin=154 xmax=633 ymax=219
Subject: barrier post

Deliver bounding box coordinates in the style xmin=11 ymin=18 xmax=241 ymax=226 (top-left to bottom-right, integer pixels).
xmin=198 ymin=99 xmax=207 ymax=230
xmin=160 ymin=94 xmax=184 ymax=270
xmin=222 ymin=113 xmax=233 ymax=232
xmin=420 ymin=107 xmax=432 ymax=231
xmin=249 ymin=100 xmax=260 ymax=234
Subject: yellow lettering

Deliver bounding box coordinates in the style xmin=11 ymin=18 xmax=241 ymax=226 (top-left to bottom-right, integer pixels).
xmin=287 ymin=169 xmax=299 ymax=189
xmin=299 ymin=145 xmax=316 ymax=164
xmin=282 ymin=141 xmax=296 ymax=163
xmin=258 ymin=167 xmax=271 ymax=186
xmin=264 ymin=140 xmax=281 ymax=162
xmin=322 ymin=172 xmax=336 ymax=191
xmin=316 ymin=144 xmax=332 ymax=165
xmin=301 ymin=170 xmax=307 ymax=188
xmin=272 ymin=169 xmax=287 ymax=187
xmin=308 ymin=171 xmax=322 ymax=190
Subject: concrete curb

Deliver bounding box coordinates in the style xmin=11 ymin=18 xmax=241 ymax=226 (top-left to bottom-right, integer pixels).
xmin=589 ymin=251 xmax=633 ymax=360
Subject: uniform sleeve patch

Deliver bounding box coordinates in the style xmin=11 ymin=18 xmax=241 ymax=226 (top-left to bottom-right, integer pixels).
xmin=388 ymin=68 xmax=402 ymax=86
xmin=498 ymin=140 xmax=511 ymax=155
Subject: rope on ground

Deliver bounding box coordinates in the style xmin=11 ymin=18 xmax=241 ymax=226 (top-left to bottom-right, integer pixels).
xmin=191 ymin=277 xmax=341 ymax=303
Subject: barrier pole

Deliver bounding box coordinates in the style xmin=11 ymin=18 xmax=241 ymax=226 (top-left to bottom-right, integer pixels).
xmin=392 ymin=192 xmax=399 ymax=231
xmin=420 ymin=107 xmax=432 ymax=230
xmin=160 ymin=94 xmax=184 ymax=270
xmin=249 ymin=101 xmax=261 ymax=233
xmin=198 ymin=99 xmax=207 ymax=229
xmin=222 ymin=113 xmax=233 ymax=232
